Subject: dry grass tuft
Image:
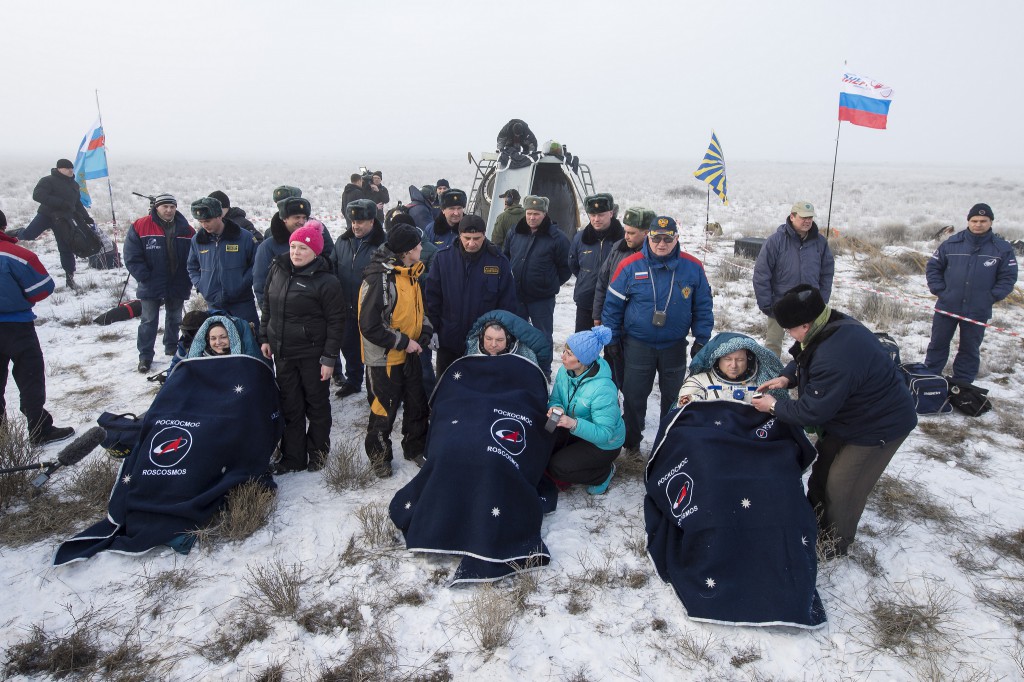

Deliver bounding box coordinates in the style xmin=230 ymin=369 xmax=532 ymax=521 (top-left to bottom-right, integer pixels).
xmin=202 ymin=611 xmax=271 ymax=662
xmin=189 ymin=480 xmax=276 ymax=547
xmin=866 ymin=582 xmax=957 ymax=658
xmin=977 ymin=584 xmax=1024 ymax=630
xmin=855 ymin=293 xmax=917 ymax=329
xmin=0 ymin=417 xmax=36 ymax=508
xmin=317 ymin=627 xmax=397 ymax=682
xmin=457 ymin=584 xmax=522 ymax=651
xmin=716 ymin=260 xmax=746 ymax=283
xmin=859 ymin=255 xmax=916 ymax=282
xmin=3 ymin=623 xmax=102 ymax=679
xmin=322 ymin=439 xmax=374 ymax=492
xmin=355 ymin=501 xmax=398 ymax=547
xmin=296 ymin=597 xmax=364 ymax=634
xmin=251 ymin=662 xmax=286 ymax=682
xmin=729 ymin=644 xmax=763 ymax=668
xmin=666 ymin=185 xmax=705 ymax=199
xmin=986 ymin=528 xmax=1024 ymax=564
xmin=868 ymin=474 xmax=956 ymax=530
xmin=0 ymin=455 xmax=117 ymax=547
xmin=243 ymin=556 xmax=306 ymax=618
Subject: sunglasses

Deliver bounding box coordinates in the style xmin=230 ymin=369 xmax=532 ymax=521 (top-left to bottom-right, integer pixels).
xmin=649 ymin=234 xmax=676 ymax=244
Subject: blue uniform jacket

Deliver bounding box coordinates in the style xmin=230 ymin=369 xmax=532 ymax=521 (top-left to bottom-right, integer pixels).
xmin=926 ymin=229 xmax=1018 ymax=321
xmin=0 ymin=233 xmax=54 ymax=322
xmin=123 ymin=210 xmax=195 ymax=301
xmin=602 ymin=241 xmax=714 ymax=349
xmin=777 ymin=311 xmax=917 ymax=445
xmin=186 ymin=219 xmax=258 ymax=308
xmin=752 ymin=220 xmax=835 ymax=315
xmin=503 ymin=216 xmax=571 ymax=303
xmin=425 ymin=239 xmax=518 ymax=353
xmin=569 ymin=219 xmax=624 ymax=306
xmin=330 ymin=220 xmax=387 ymax=315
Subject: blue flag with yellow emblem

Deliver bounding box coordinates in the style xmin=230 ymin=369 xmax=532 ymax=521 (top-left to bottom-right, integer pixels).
xmin=693 ymin=131 xmax=728 ymax=206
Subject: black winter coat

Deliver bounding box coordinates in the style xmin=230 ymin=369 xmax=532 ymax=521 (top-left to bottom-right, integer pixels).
xmin=33 ymin=169 xmax=91 ymax=222
xmin=503 ymin=216 xmax=571 ymax=303
xmin=225 ymin=207 xmax=262 ymax=242
xmin=331 ymin=220 xmax=387 ymax=314
xmin=259 ymin=253 xmax=345 ymax=365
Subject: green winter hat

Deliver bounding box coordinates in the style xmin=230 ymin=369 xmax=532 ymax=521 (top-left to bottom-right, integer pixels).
xmin=272 ymin=185 xmax=302 ymax=204
xmin=584 ymin=193 xmax=614 ymax=214
xmin=191 ymin=197 xmax=223 ymax=220
xmin=622 ymin=206 xmax=655 ymax=230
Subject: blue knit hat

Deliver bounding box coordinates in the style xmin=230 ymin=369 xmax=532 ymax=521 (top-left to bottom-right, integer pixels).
xmin=565 ymin=326 xmax=612 ymax=366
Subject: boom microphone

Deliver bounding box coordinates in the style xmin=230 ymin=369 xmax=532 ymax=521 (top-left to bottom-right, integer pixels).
xmin=31 ymin=426 xmax=107 ymax=488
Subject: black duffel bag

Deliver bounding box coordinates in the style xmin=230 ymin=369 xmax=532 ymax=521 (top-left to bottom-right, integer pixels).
xmin=947 ymin=380 xmax=993 ymax=417
xmin=53 ymin=215 xmax=103 ymax=258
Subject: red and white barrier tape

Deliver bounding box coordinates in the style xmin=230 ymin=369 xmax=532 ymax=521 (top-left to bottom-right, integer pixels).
xmin=687 ymin=238 xmax=1021 ymax=339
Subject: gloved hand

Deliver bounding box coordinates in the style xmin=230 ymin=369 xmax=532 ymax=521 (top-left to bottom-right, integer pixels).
xmin=690 ymin=343 xmax=704 ymax=359
xmin=603 ymin=342 xmax=622 ymax=361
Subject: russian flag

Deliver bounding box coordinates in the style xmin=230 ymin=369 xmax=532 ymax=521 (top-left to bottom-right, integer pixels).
xmin=838 ymin=71 xmax=894 ymax=130
xmin=73 ymin=119 xmax=109 ymax=208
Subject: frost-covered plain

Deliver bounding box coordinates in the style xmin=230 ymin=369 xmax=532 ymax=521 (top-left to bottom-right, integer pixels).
xmin=1 ymin=159 xmax=1023 ymax=681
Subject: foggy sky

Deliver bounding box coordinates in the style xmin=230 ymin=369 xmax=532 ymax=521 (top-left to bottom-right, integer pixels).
xmin=3 ymin=0 xmax=1021 ymax=166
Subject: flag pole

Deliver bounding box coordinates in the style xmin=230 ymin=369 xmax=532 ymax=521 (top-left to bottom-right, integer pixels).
xmin=825 ymin=119 xmax=841 ymax=240
xmin=94 ymin=90 xmax=119 ymax=240
xmin=705 ymin=187 xmax=710 ymax=228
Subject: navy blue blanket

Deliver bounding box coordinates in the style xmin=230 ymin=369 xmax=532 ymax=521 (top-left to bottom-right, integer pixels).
xmin=390 ymin=354 xmax=556 ymax=584
xmin=645 ymin=401 xmax=826 ymax=628
xmin=54 ymin=355 xmax=282 ymax=565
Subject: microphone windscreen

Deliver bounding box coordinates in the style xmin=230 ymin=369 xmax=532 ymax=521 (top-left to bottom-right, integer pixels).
xmin=56 ymin=427 xmax=107 ymax=468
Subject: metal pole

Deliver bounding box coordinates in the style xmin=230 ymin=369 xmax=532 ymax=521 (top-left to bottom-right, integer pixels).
xmin=705 ymin=186 xmax=710 ymax=227
xmin=95 ymin=90 xmax=120 ymax=247
xmin=825 ymin=119 xmax=841 ymax=240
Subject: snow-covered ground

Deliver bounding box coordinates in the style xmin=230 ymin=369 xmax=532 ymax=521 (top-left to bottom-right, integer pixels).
xmin=2 ymin=159 xmax=1023 ymax=681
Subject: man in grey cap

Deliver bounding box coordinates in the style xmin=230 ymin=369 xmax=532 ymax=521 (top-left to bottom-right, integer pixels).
xmin=752 ymin=200 xmax=835 ymax=357
xmin=503 ymin=194 xmax=571 ymax=372
xmin=491 ymin=188 xmax=523 ymax=249
xmin=186 ymin=196 xmax=260 ymax=326
xmin=124 ymin=194 xmax=196 ymax=372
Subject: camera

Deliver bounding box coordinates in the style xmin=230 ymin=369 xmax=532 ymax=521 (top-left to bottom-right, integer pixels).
xmin=545 ymin=407 xmax=564 ymax=433
xmin=651 ymin=311 xmax=667 ymax=327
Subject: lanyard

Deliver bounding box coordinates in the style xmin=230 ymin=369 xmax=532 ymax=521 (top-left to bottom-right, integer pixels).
xmin=648 ymin=264 xmax=676 ymax=315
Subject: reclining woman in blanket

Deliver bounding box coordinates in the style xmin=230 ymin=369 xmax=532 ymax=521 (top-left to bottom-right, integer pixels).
xmin=389 ymin=311 xmax=557 ymax=584
xmin=644 ymin=330 xmax=826 ymax=628
xmin=677 ymin=332 xmax=786 ymax=406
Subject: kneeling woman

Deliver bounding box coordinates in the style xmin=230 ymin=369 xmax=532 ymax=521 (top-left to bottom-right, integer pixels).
xmin=546 ymin=326 xmax=625 ymax=494
xmin=259 ymin=221 xmax=345 ymax=473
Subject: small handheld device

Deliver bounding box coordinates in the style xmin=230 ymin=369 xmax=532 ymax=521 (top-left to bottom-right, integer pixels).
xmin=751 ymin=392 xmax=764 ymax=399
xmin=545 ymin=406 xmax=564 ymax=433
xmin=652 ymin=311 xmax=667 ymax=327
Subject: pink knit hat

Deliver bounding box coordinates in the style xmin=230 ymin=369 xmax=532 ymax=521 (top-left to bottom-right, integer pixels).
xmin=289 ymin=220 xmax=325 ymax=255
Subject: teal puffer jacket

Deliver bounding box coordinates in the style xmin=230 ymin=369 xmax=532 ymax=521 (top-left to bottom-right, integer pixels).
xmin=548 ymin=358 xmax=625 ymax=450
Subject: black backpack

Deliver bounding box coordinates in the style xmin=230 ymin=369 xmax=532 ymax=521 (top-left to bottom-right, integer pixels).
xmin=875 ymin=332 xmax=901 ymax=366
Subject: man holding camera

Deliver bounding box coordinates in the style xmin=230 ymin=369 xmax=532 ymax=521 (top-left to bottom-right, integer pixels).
xmin=601 ymin=217 xmax=713 ymax=454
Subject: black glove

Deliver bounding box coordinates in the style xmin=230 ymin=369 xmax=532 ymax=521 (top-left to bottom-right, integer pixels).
xmin=603 ymin=342 xmax=621 ymax=360
xmin=690 ymin=343 xmax=704 ymax=359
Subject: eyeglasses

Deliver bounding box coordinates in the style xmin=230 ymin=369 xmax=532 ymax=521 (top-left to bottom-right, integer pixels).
xmin=649 ymin=234 xmax=676 ymax=244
